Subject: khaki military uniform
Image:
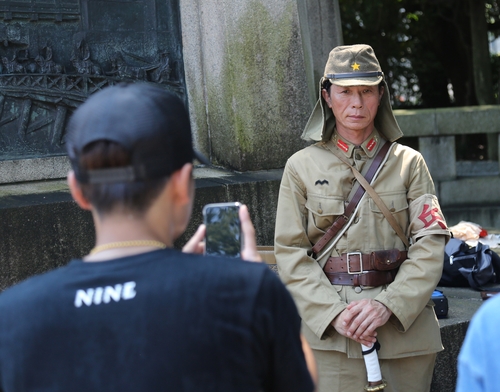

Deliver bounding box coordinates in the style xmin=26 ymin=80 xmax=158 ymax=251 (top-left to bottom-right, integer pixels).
xmin=274 ymin=129 xmax=450 ymax=392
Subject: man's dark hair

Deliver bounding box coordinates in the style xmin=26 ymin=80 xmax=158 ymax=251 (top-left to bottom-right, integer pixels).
xmin=78 ymin=140 xmax=168 ymax=215
xmin=322 ymin=79 xmax=332 ymax=93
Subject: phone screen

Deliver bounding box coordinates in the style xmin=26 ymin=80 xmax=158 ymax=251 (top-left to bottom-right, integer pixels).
xmin=203 ymin=202 xmax=242 ymax=257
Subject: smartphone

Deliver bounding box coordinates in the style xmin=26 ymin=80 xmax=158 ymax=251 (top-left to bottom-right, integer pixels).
xmin=203 ymin=202 xmax=242 ymax=257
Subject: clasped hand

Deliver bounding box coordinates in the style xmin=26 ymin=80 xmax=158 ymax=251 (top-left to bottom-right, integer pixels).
xmin=332 ymin=299 xmax=392 ymax=346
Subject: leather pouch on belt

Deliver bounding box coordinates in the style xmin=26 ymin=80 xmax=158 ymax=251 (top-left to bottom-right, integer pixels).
xmin=372 ymin=249 xmax=407 ymax=271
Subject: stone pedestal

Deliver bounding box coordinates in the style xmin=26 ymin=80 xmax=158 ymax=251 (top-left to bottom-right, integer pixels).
xmin=180 ymin=0 xmax=342 ymax=171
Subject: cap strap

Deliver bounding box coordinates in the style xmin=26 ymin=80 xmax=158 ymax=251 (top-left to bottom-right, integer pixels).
xmin=326 ymin=71 xmax=384 ymax=80
xmin=85 ymin=166 xmax=141 ymax=184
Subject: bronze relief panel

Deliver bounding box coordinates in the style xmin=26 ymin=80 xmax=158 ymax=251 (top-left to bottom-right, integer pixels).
xmin=0 ymin=0 xmax=185 ymax=160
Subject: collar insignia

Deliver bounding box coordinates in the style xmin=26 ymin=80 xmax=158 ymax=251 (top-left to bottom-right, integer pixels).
xmin=351 ymin=62 xmax=360 ymax=71
xmin=337 ymin=139 xmax=349 ymax=152
xmin=366 ymin=137 xmax=377 ymax=151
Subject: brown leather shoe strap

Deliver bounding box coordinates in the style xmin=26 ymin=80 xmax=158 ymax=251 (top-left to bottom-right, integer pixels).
xmin=324 ymin=270 xmax=397 ymax=287
xmin=324 ymin=249 xmax=408 ymax=274
xmin=312 ymin=141 xmax=392 ymax=257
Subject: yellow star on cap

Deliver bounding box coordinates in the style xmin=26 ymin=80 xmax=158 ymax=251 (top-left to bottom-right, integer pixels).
xmin=351 ymin=62 xmax=360 ymax=71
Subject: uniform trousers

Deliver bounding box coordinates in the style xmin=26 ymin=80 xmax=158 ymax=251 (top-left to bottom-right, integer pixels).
xmin=313 ymin=348 xmax=436 ymax=392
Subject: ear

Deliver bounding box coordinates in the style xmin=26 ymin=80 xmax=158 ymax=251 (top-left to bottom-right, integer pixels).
xmin=67 ymin=171 xmax=92 ymax=211
xmin=169 ymin=163 xmax=194 ymax=206
xmin=321 ymin=88 xmax=332 ymax=108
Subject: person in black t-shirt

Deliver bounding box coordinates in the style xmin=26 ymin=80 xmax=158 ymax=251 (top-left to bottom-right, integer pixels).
xmin=0 ymin=83 xmax=316 ymax=392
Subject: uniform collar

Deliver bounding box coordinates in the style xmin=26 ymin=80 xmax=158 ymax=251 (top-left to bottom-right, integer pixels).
xmin=331 ymin=129 xmax=382 ymax=158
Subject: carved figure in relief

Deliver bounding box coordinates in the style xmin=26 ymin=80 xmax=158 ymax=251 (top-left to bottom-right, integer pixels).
xmin=1 ymin=53 xmax=25 ymax=73
xmin=150 ymin=52 xmax=171 ymax=83
xmin=70 ymin=40 xmax=102 ymax=75
xmin=35 ymin=45 xmax=63 ymax=74
xmin=108 ymin=52 xmax=146 ymax=80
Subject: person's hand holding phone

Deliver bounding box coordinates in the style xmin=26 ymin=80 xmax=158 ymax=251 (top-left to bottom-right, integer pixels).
xmin=182 ymin=203 xmax=261 ymax=262
xmin=182 ymin=224 xmax=206 ymax=254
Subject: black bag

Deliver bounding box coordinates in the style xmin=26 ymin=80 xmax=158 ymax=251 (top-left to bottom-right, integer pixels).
xmin=439 ymin=238 xmax=500 ymax=290
xmin=431 ymin=290 xmax=448 ymax=318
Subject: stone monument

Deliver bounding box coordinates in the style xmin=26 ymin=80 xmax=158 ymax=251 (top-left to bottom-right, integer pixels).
xmin=0 ymin=0 xmax=344 ymax=290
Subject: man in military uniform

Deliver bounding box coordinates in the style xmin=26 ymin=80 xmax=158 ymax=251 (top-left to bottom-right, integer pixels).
xmin=274 ymin=44 xmax=450 ymax=391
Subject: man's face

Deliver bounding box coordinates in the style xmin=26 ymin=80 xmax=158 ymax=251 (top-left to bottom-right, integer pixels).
xmin=322 ymin=84 xmax=383 ymax=136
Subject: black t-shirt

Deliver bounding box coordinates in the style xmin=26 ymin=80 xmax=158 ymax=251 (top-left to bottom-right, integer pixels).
xmin=0 ymin=249 xmax=313 ymax=392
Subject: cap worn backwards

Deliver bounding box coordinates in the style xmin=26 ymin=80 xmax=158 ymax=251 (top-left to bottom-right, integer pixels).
xmin=66 ymin=83 xmax=209 ymax=184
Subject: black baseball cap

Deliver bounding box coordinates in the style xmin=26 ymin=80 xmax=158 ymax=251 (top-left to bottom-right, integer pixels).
xmin=66 ymin=83 xmax=209 ymax=184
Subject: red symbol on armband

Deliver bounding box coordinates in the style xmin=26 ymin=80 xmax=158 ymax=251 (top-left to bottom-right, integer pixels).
xmin=418 ymin=204 xmax=447 ymax=229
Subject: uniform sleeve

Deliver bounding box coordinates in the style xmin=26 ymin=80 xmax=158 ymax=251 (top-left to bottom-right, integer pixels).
xmin=375 ymin=153 xmax=450 ymax=331
xmin=252 ymin=269 xmax=315 ymax=392
xmin=274 ymin=160 xmax=346 ymax=339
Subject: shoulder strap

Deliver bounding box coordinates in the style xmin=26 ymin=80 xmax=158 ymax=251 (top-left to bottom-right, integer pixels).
xmin=326 ymin=142 xmax=410 ymax=249
xmin=348 ymin=158 xmax=410 ymax=248
xmin=312 ymin=141 xmax=392 ymax=256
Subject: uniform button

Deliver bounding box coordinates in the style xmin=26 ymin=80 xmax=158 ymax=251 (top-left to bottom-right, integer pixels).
xmin=390 ymin=208 xmax=396 ymax=212
xmin=354 ymin=286 xmax=362 ymax=293
xmin=354 ymin=217 xmax=359 ymax=224
xmin=355 ymin=154 xmax=361 ymax=160
xmin=318 ymin=208 xmax=323 ymax=214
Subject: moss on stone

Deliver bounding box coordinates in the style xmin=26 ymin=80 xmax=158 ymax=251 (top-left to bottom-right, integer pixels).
xmin=206 ymin=1 xmax=307 ymax=169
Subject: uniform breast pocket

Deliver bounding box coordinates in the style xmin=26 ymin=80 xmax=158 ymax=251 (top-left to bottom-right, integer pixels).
xmin=369 ymin=192 xmax=409 ymax=228
xmin=305 ymin=195 xmax=345 ymax=235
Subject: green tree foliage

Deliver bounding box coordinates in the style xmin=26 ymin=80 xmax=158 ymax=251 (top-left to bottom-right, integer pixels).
xmin=339 ymin=0 xmax=499 ymax=109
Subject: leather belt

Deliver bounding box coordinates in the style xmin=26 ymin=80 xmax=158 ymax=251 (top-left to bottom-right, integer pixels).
xmin=323 ymin=249 xmax=407 ymax=287
xmin=324 ymin=270 xmax=397 ymax=287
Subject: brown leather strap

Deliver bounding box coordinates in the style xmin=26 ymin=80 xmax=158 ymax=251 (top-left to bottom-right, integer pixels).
xmin=324 ymin=270 xmax=397 ymax=287
xmin=324 ymin=249 xmax=407 ymax=274
xmin=346 ymin=158 xmax=410 ymax=248
xmin=312 ymin=141 xmax=392 ymax=256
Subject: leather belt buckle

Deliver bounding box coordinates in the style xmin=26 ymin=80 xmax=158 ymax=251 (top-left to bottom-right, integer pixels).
xmin=347 ymin=252 xmax=363 ymax=274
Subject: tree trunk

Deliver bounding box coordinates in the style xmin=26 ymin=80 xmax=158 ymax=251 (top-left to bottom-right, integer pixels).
xmin=469 ymin=0 xmax=497 ymax=159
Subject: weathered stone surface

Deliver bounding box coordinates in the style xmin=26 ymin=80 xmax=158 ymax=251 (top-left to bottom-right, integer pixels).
xmin=0 ymin=156 xmax=69 ymax=184
xmin=395 ymin=108 xmax=437 ymax=137
xmin=456 ymin=160 xmax=499 ymax=176
xmin=436 ymin=106 xmax=500 ymax=136
xmin=443 ymin=205 xmax=500 ymax=229
xmin=0 ymin=169 xmax=283 ymax=289
xmin=419 ymin=136 xmax=456 ymax=181
xmin=180 ymin=0 xmax=311 ymax=171
xmin=439 ymin=176 xmax=500 ymax=207
xmin=395 ymin=105 xmax=500 ymax=137
xmin=0 ymin=191 xmax=94 ymax=291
